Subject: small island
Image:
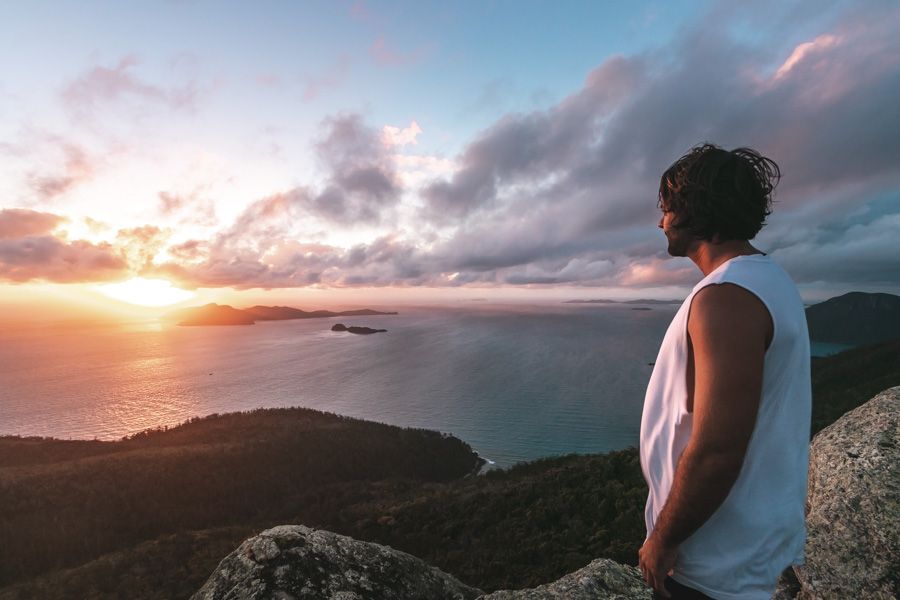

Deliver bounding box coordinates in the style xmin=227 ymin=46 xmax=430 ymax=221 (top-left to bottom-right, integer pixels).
xmin=331 ymin=323 xmax=387 ymax=335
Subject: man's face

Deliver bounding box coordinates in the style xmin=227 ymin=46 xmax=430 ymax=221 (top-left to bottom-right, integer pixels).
xmin=658 ymin=206 xmax=692 ymax=257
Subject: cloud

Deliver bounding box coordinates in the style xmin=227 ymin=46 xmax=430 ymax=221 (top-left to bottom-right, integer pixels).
xmin=409 ymin=2 xmax=900 ymax=290
xmin=15 ymin=3 xmax=898 ymax=294
xmin=0 ymin=211 xmax=127 ymax=283
xmin=166 ymin=239 xmax=205 ymax=262
xmin=26 ymin=142 xmax=95 ymax=201
xmin=393 ymin=153 xmax=456 ymax=188
xmin=158 ymin=191 xmax=185 ymax=215
xmin=0 ymin=209 xmax=65 ymax=238
xmin=0 ymin=211 xmax=173 ymax=284
xmin=158 ymin=190 xmax=217 ymax=225
xmin=420 ymin=54 xmax=641 ymax=223
xmin=116 ymin=226 xmax=169 ymax=269
xmin=216 ymin=113 xmax=403 ymax=229
xmin=137 ymin=3 xmax=900 ymax=294
xmin=62 ymin=56 xmax=197 ymax=119
xmin=153 ymin=234 xmax=431 ymax=290
xmin=773 ymin=34 xmax=842 ymax=81
xmin=382 ymin=120 xmax=422 ymax=147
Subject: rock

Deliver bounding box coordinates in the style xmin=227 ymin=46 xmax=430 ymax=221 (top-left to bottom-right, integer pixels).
xmin=791 ymin=386 xmax=900 ymax=599
xmin=191 ymin=525 xmax=482 ymax=600
xmin=346 ymin=326 xmax=387 ymax=335
xmin=477 ymin=559 xmax=651 ymax=599
xmin=331 ymin=323 xmax=348 ymax=332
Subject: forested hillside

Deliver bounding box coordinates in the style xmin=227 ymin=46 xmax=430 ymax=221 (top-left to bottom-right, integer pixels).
xmin=1 ymin=338 xmax=897 ymax=599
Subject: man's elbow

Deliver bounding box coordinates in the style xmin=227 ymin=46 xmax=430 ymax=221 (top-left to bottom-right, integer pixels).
xmin=685 ymin=443 xmax=747 ymax=479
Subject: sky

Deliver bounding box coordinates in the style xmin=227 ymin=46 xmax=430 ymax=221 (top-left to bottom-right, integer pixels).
xmin=1 ymin=0 xmax=898 ymax=315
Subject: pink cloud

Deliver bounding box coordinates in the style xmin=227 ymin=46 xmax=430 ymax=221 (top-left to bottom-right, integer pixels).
xmin=62 ymin=55 xmax=197 ymax=117
xmin=0 ymin=209 xmax=65 ymax=239
xmin=167 ymin=239 xmax=206 ymax=261
xmin=27 ymin=143 xmax=95 ymax=201
xmin=158 ymin=190 xmax=218 ymax=226
xmin=773 ymin=34 xmax=842 ymax=81
xmin=116 ymin=226 xmax=169 ymax=269
xmin=158 ymin=191 xmax=185 ymax=215
xmin=0 ymin=235 xmax=127 ymax=284
xmin=382 ymin=120 xmax=422 ymax=147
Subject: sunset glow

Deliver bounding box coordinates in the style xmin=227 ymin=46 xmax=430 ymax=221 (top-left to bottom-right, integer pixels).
xmin=97 ymin=278 xmax=195 ymax=307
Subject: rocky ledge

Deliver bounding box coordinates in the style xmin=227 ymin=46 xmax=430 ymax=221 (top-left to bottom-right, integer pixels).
xmin=779 ymin=385 xmax=899 ymax=599
xmin=190 ymin=525 xmax=649 ymax=600
xmin=191 ymin=525 xmax=481 ymax=600
xmin=194 ymin=387 xmax=900 ymax=600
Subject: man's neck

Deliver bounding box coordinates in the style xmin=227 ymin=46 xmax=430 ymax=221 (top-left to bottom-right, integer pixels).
xmin=688 ymin=239 xmax=763 ymax=276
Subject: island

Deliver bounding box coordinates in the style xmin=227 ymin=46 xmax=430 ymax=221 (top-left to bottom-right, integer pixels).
xmin=331 ymin=323 xmax=388 ymax=334
xmin=167 ymin=303 xmax=256 ymax=326
xmin=805 ymin=291 xmax=900 ymax=345
xmin=166 ymin=304 xmax=397 ymax=326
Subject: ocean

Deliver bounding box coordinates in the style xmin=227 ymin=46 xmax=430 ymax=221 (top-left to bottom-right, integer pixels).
xmin=0 ymin=302 xmax=840 ymax=468
xmin=0 ymin=304 xmax=676 ymax=468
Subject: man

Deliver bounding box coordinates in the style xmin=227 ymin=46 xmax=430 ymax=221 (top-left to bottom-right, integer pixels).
xmin=638 ymin=144 xmax=811 ymax=599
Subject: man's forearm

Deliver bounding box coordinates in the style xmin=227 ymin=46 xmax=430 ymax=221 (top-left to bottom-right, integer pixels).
xmin=650 ymin=444 xmax=744 ymax=547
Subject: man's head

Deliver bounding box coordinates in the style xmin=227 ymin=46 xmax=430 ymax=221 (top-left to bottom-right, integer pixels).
xmin=657 ymin=144 xmax=781 ymax=256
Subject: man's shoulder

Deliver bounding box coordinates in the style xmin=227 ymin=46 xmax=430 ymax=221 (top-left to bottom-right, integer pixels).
xmin=689 ymin=283 xmax=773 ymax=344
xmin=691 ymin=282 xmax=768 ymax=315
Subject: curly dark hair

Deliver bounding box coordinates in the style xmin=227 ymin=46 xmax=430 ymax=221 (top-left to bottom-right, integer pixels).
xmin=658 ymin=143 xmax=781 ymax=241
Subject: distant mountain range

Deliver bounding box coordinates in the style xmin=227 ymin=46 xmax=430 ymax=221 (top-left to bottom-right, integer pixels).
xmin=566 ymin=291 xmax=900 ymax=346
xmin=167 ymin=304 xmax=397 ymax=326
xmin=806 ymin=292 xmax=900 ymax=345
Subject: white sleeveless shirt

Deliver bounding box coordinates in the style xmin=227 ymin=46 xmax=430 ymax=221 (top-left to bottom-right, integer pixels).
xmin=640 ymin=254 xmax=811 ymax=600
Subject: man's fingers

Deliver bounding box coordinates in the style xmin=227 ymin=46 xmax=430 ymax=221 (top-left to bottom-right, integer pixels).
xmin=643 ymin=568 xmax=671 ymax=599
xmin=655 ymin=577 xmax=672 ymax=599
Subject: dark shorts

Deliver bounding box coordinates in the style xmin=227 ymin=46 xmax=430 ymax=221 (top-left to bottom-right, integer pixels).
xmin=653 ymin=576 xmax=716 ymax=600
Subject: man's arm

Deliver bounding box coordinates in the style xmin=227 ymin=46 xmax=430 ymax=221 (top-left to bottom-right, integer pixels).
xmin=639 ymin=283 xmax=771 ymax=597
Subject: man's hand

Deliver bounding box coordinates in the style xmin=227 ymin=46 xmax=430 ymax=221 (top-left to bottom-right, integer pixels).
xmin=638 ymin=532 xmax=677 ymax=598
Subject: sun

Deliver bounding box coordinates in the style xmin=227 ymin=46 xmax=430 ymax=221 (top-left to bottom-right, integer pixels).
xmin=98 ymin=278 xmax=195 ymax=307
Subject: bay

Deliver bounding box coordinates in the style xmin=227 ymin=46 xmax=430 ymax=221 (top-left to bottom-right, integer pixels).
xmin=0 ymin=304 xmax=675 ymax=468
